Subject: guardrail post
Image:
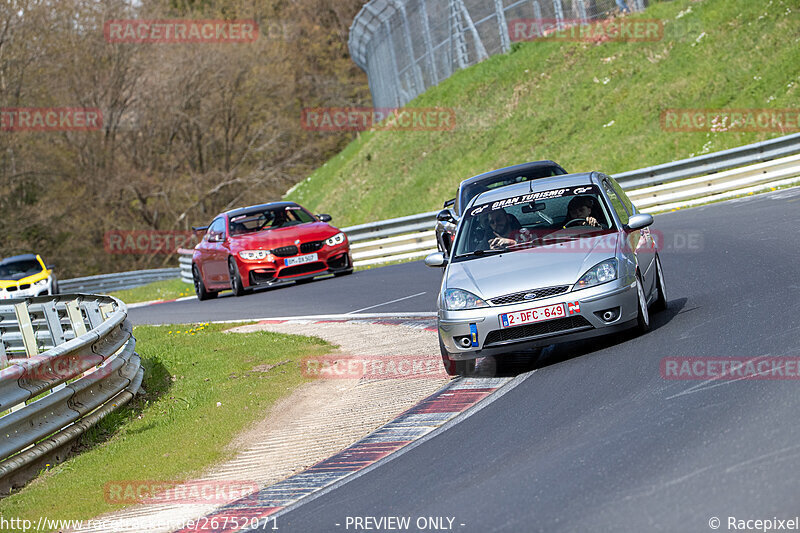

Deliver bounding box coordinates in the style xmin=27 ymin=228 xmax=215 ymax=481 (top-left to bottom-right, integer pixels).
xmin=13 ymin=302 xmax=38 ymax=358
xmin=83 ymin=301 xmax=105 ymax=330
xmin=99 ymin=303 xmax=114 ymax=321
xmin=42 ymin=303 xmax=66 ymax=346
xmin=42 ymin=303 xmax=67 ymax=393
xmin=64 ymin=300 xmax=88 ymax=337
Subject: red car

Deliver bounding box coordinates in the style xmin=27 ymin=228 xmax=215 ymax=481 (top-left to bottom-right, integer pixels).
xmin=191 ymin=202 xmax=352 ymax=300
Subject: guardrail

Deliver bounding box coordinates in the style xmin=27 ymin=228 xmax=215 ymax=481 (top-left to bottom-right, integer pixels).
xmin=171 ymin=134 xmax=800 ymax=277
xmin=60 ymin=268 xmax=180 ymax=294
xmin=614 ymin=132 xmax=800 ymax=189
xmin=0 ymin=294 xmax=140 ymax=492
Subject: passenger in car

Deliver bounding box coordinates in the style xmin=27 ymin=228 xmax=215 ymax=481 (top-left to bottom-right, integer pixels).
xmin=486 ymin=208 xmax=533 ymax=249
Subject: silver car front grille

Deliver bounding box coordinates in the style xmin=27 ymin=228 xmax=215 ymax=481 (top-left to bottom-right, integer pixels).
xmin=489 ymin=285 xmax=570 ymax=306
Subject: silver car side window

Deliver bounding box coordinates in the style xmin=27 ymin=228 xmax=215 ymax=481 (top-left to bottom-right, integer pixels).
xmin=602 ymin=180 xmax=630 ymax=225
xmin=608 ymin=177 xmax=636 ymax=215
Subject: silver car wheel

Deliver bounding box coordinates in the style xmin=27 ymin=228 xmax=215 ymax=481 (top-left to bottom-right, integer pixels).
xmin=653 ymin=254 xmax=668 ymax=312
xmin=636 ymin=274 xmax=650 ymax=333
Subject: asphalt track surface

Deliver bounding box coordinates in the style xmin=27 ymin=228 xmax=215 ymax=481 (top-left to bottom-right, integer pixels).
xmin=135 ymin=189 xmax=800 ymax=532
xmin=128 ymin=258 xmax=443 ymax=326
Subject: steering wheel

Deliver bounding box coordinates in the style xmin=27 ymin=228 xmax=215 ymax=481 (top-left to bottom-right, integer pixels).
xmin=564 ymin=218 xmax=589 ymax=228
xmin=470 ymin=227 xmax=488 ymax=249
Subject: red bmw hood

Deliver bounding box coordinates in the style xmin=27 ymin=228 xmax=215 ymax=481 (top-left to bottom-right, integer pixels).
xmin=228 ymin=222 xmax=341 ymax=250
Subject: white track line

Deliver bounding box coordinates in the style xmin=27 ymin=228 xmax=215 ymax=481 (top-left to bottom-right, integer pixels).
xmin=147 ymin=312 xmax=437 ymax=327
xmin=346 ymin=292 xmax=427 ymax=314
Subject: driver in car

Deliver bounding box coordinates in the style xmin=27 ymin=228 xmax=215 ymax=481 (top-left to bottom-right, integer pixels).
xmin=486 ymin=208 xmax=532 ymax=249
xmin=564 ymin=196 xmax=602 ymax=228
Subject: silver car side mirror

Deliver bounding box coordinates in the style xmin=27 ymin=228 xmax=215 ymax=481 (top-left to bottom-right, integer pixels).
xmin=627 ymin=213 xmax=654 ymax=231
xmin=424 ymin=252 xmax=447 ymax=267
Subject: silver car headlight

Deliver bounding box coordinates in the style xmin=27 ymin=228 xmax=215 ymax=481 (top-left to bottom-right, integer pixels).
xmin=238 ymin=250 xmax=269 ymax=260
xmin=443 ymin=288 xmax=488 ymax=310
xmin=326 ymin=232 xmax=346 ymax=247
xmin=575 ymin=259 xmax=618 ymax=290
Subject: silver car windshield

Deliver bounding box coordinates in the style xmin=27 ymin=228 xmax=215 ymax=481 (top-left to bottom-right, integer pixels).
xmin=453 ymin=185 xmax=616 ymax=259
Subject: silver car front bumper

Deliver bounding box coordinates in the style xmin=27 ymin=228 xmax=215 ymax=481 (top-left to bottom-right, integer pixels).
xmin=438 ymin=278 xmax=640 ymax=360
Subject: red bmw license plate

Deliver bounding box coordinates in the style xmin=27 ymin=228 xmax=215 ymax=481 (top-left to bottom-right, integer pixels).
xmin=500 ymin=303 xmax=566 ymax=328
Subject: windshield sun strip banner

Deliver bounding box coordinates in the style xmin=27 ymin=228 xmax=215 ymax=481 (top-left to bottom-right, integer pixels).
xmin=468 ymin=185 xmax=599 ymax=217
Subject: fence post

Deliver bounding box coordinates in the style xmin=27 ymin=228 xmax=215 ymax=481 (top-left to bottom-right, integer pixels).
xmin=531 ymin=1 xmax=543 ymax=37
xmin=494 ymin=0 xmax=511 ymax=53
xmin=576 ymin=0 xmax=588 ymax=24
xmin=419 ymin=0 xmax=439 ymax=85
xmin=393 ymin=0 xmax=425 ymax=92
xmin=382 ymin=19 xmax=404 ymax=108
xmin=457 ymin=0 xmax=488 ymax=60
xmin=449 ymin=0 xmax=469 ymax=69
xmin=553 ymin=0 xmax=564 ymax=30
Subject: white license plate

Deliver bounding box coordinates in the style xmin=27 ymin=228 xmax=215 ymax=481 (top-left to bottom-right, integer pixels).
xmin=285 ymin=253 xmax=318 ymax=267
xmin=500 ymin=303 xmax=566 ymax=328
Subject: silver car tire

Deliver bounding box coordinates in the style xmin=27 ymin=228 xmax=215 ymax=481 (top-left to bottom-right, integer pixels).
xmin=636 ymin=272 xmax=651 ymax=333
xmin=439 ymin=335 xmax=475 ymax=377
xmin=652 ymin=254 xmax=668 ymax=312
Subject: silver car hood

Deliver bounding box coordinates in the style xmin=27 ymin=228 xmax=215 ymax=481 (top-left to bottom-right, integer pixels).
xmin=445 ymin=233 xmax=620 ymax=299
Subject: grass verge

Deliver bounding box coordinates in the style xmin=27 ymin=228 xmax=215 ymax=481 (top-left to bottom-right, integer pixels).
xmin=109 ymin=278 xmax=196 ymax=304
xmin=0 ymin=322 xmax=330 ymax=527
xmin=287 ymin=0 xmax=799 ymax=225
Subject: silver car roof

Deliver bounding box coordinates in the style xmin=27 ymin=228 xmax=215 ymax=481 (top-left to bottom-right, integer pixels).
xmin=468 ymin=172 xmax=600 ymax=209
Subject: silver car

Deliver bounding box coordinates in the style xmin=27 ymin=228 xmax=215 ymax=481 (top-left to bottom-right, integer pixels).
xmin=425 ymin=172 xmax=667 ymax=376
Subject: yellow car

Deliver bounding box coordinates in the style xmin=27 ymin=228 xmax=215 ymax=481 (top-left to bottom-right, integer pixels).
xmin=0 ymin=254 xmax=58 ymax=300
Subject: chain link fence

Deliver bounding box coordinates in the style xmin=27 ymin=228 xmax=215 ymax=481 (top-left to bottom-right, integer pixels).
xmin=349 ymin=0 xmax=647 ymax=109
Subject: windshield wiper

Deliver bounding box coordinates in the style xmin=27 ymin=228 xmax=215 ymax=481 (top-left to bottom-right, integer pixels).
xmin=454 ymin=249 xmax=507 ymax=259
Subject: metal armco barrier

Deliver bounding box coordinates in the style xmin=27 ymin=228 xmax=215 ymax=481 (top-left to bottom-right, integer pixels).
xmin=614 ymin=132 xmax=800 ymax=189
xmin=173 ymin=133 xmax=800 ymax=275
xmin=60 ymin=268 xmax=180 ymax=294
xmin=0 ymin=294 xmax=140 ymax=491
xmin=179 ymin=253 xmax=194 ymax=284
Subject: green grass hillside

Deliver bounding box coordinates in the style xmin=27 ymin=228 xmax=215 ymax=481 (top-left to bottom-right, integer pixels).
xmin=288 ymin=0 xmax=799 ymax=225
